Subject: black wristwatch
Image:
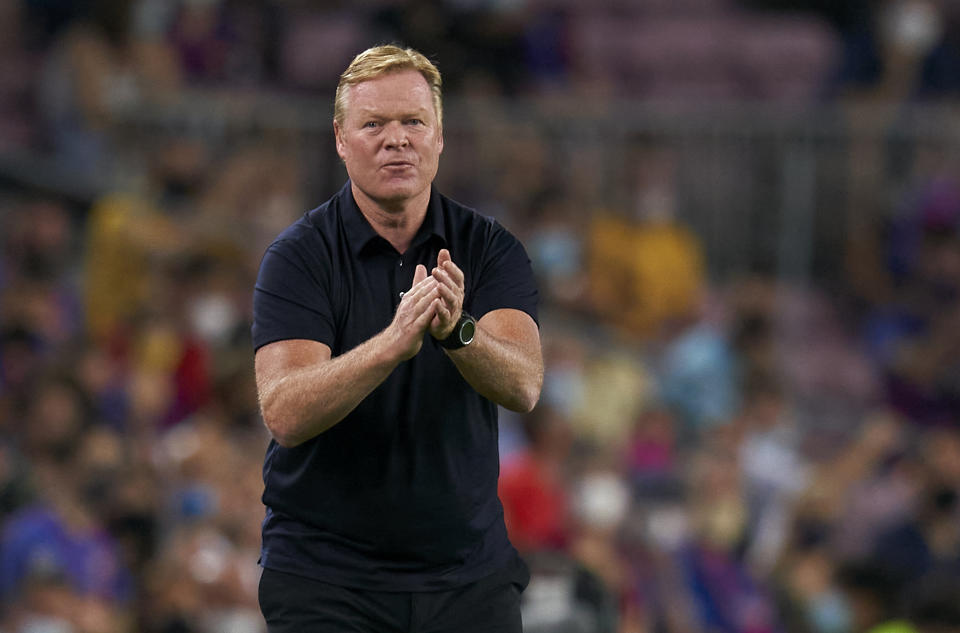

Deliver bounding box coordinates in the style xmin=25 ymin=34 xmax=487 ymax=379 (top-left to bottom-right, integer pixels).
xmin=439 ymin=312 xmax=476 ymax=350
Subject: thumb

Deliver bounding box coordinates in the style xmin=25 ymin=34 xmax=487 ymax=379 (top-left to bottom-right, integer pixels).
xmin=437 ymin=249 xmax=451 ymax=267
xmin=412 ymin=264 xmax=427 ymax=287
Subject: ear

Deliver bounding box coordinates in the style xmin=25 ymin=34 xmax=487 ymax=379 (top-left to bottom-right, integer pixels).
xmin=333 ymin=119 xmax=347 ymax=161
xmin=437 ymin=126 xmax=444 ymax=155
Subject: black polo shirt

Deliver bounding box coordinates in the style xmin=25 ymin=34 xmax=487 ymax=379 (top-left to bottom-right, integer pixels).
xmin=251 ymin=181 xmax=538 ymax=591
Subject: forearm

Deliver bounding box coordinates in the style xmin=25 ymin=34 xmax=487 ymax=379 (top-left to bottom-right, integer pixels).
xmin=257 ymin=333 xmax=400 ymax=447
xmin=257 ymin=264 xmax=441 ymax=446
xmin=446 ymin=319 xmax=543 ymax=413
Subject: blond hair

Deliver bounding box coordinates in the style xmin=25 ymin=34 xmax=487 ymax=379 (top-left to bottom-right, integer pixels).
xmin=334 ymin=45 xmax=443 ymax=128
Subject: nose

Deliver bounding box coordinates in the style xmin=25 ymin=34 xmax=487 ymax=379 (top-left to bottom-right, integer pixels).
xmin=384 ymin=121 xmax=409 ymax=149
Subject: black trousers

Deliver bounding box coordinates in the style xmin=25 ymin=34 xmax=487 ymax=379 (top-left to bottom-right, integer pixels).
xmin=258 ymin=557 xmax=529 ymax=633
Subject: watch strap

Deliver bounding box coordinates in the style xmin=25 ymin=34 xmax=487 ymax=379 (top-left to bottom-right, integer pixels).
xmin=439 ymin=312 xmax=476 ymax=350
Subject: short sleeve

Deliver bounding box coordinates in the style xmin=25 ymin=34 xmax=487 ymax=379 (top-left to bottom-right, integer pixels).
xmin=252 ymin=239 xmax=337 ymax=351
xmin=467 ymin=221 xmax=539 ymax=325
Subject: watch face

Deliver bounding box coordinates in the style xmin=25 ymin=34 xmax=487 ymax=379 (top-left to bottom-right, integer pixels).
xmin=460 ymin=319 xmax=476 ymax=344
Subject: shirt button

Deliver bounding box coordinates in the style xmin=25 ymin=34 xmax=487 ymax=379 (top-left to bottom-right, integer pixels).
xmin=398 ymin=259 xmax=403 ymax=267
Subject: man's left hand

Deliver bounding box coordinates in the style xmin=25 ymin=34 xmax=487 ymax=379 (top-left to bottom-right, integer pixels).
xmin=429 ymin=248 xmax=465 ymax=341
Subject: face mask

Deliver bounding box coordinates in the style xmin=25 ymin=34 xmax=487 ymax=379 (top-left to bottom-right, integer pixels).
xmin=542 ymin=367 xmax=585 ymax=418
xmin=884 ymin=0 xmax=944 ymax=55
xmin=17 ymin=615 xmax=73 ymax=633
xmin=178 ymin=482 xmax=220 ymax=519
xmin=700 ymin=499 xmax=745 ymax=550
xmin=530 ymin=229 xmax=581 ymax=279
xmin=807 ymin=589 xmax=852 ymax=633
xmin=189 ymin=292 xmax=239 ymax=345
xmin=204 ymin=609 xmax=265 ymax=633
xmin=574 ymin=472 xmax=630 ymax=530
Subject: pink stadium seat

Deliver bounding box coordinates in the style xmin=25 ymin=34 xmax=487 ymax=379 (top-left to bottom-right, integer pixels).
xmin=733 ymin=15 xmax=839 ymax=101
xmin=281 ymin=12 xmax=370 ymax=88
xmin=569 ymin=10 xmax=838 ymax=102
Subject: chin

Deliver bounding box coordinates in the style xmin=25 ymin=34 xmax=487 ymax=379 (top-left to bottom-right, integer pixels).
xmin=369 ymin=182 xmax=428 ymax=205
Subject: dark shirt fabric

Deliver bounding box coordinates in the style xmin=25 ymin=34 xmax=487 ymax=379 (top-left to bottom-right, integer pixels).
xmin=252 ymin=181 xmax=538 ymax=591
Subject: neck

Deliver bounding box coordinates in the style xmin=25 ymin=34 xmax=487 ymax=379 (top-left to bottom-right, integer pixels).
xmin=352 ymin=183 xmax=430 ymax=254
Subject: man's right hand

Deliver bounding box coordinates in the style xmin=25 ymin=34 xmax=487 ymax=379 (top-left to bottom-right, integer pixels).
xmin=387 ymin=264 xmax=440 ymax=360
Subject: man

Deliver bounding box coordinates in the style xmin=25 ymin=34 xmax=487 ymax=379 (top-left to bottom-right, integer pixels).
xmin=252 ymin=45 xmax=543 ymax=632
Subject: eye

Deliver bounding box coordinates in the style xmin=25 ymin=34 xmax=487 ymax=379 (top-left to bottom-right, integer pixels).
xmin=406 ymin=119 xmax=424 ymax=126
xmin=363 ymin=121 xmax=379 ymax=129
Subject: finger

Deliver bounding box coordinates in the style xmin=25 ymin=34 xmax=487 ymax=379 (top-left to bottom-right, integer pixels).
xmin=430 ymin=292 xmax=456 ymax=330
xmin=412 ymin=263 xmax=427 ymax=287
xmin=399 ymin=277 xmax=435 ymax=304
xmin=441 ymin=259 xmax=464 ymax=289
xmin=435 ymin=279 xmax=461 ymax=308
xmin=412 ymin=298 xmax=440 ymax=329
xmin=437 ymin=249 xmax=451 ymax=268
xmin=434 ymin=297 xmax=453 ymax=321
xmin=409 ymin=283 xmax=440 ymax=314
xmin=409 ymin=275 xmax=439 ymax=295
xmin=431 ymin=265 xmax=453 ymax=288
xmin=431 ymin=301 xmax=450 ymax=331
xmin=432 ymin=265 xmax=465 ymax=296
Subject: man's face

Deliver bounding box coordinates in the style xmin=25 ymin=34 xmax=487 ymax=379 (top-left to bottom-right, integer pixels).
xmin=334 ymin=70 xmax=443 ymax=209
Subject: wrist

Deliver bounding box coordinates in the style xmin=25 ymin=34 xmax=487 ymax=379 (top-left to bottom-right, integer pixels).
xmin=438 ymin=312 xmax=476 ymax=350
xmin=377 ymin=325 xmax=418 ymax=364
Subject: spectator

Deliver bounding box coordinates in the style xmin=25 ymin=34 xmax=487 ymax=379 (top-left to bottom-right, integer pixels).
xmin=500 ymin=405 xmax=573 ymax=553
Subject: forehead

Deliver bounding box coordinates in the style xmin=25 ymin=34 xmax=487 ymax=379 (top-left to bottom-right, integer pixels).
xmin=344 ymin=70 xmax=435 ymax=119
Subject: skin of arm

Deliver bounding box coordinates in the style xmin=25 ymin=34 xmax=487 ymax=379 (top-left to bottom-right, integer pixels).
xmin=446 ymin=308 xmax=543 ymax=413
xmin=255 ymin=265 xmax=440 ymax=447
xmin=430 ymin=249 xmax=544 ymax=413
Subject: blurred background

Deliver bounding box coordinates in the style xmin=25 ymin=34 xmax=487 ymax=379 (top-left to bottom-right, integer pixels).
xmin=2 ymin=0 xmax=960 ymax=632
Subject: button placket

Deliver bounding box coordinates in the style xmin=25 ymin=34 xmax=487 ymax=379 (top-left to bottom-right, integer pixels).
xmin=395 ymin=256 xmax=407 ymax=304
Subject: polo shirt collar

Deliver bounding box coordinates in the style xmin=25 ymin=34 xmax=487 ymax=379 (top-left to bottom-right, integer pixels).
xmin=339 ymin=181 xmax=447 ymax=256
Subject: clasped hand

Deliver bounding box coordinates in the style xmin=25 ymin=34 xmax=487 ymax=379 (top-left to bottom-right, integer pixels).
xmin=389 ymin=249 xmax=465 ymax=359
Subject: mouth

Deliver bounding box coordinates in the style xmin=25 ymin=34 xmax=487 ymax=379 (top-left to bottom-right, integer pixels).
xmin=382 ymin=161 xmax=414 ymax=169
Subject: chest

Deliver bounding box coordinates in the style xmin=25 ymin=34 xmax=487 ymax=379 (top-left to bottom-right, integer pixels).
xmin=330 ymin=244 xmax=477 ymax=355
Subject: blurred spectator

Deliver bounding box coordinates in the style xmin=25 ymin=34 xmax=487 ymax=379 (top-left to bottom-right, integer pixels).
xmin=169 ymin=0 xmax=231 ymax=83
xmin=679 ymin=442 xmax=782 ymax=633
xmin=815 ymin=412 xmax=917 ymax=560
xmin=2 ymin=198 xmax=82 ymax=349
xmin=2 ymin=1 xmax=960 ymax=631
xmin=831 ymin=0 xmax=960 ymax=102
xmin=737 ymin=376 xmax=811 ymax=574
xmin=522 ymin=550 xmax=620 ymax=633
xmin=0 ymin=452 xmax=131 ymax=607
xmin=624 ymin=405 xmax=682 ymax=501
xmin=570 ymin=349 xmax=656 ymax=447
xmin=659 ymin=321 xmax=741 ymax=436
xmin=773 ymin=542 xmax=850 ymax=633
xmin=0 ymin=1 xmax=40 ymax=151
xmin=500 ymin=405 xmax=573 ymax=553
xmin=904 ymin=570 xmax=960 ymax=633
xmin=567 ymin=467 xmax=635 ymax=633
xmin=870 ymin=455 xmax=960 ymax=584
xmin=37 ymin=0 xmax=180 ymax=176
xmin=195 ymin=143 xmax=303 ymax=262
xmin=586 ymin=179 xmax=705 ymax=340
xmin=82 ymin=139 xmax=191 ymax=346
xmin=835 ymin=560 xmax=914 ymax=633
xmin=165 ymin=0 xmax=278 ymax=88
xmin=526 ymin=189 xmax=590 ymax=311
xmin=861 ymin=175 xmax=960 ymax=424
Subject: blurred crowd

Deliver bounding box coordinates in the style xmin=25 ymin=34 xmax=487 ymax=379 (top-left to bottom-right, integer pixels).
xmin=2 ymin=1 xmax=960 ymax=632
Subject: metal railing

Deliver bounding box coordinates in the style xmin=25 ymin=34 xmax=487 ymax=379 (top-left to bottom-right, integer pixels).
xmin=69 ymin=93 xmax=960 ymax=282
